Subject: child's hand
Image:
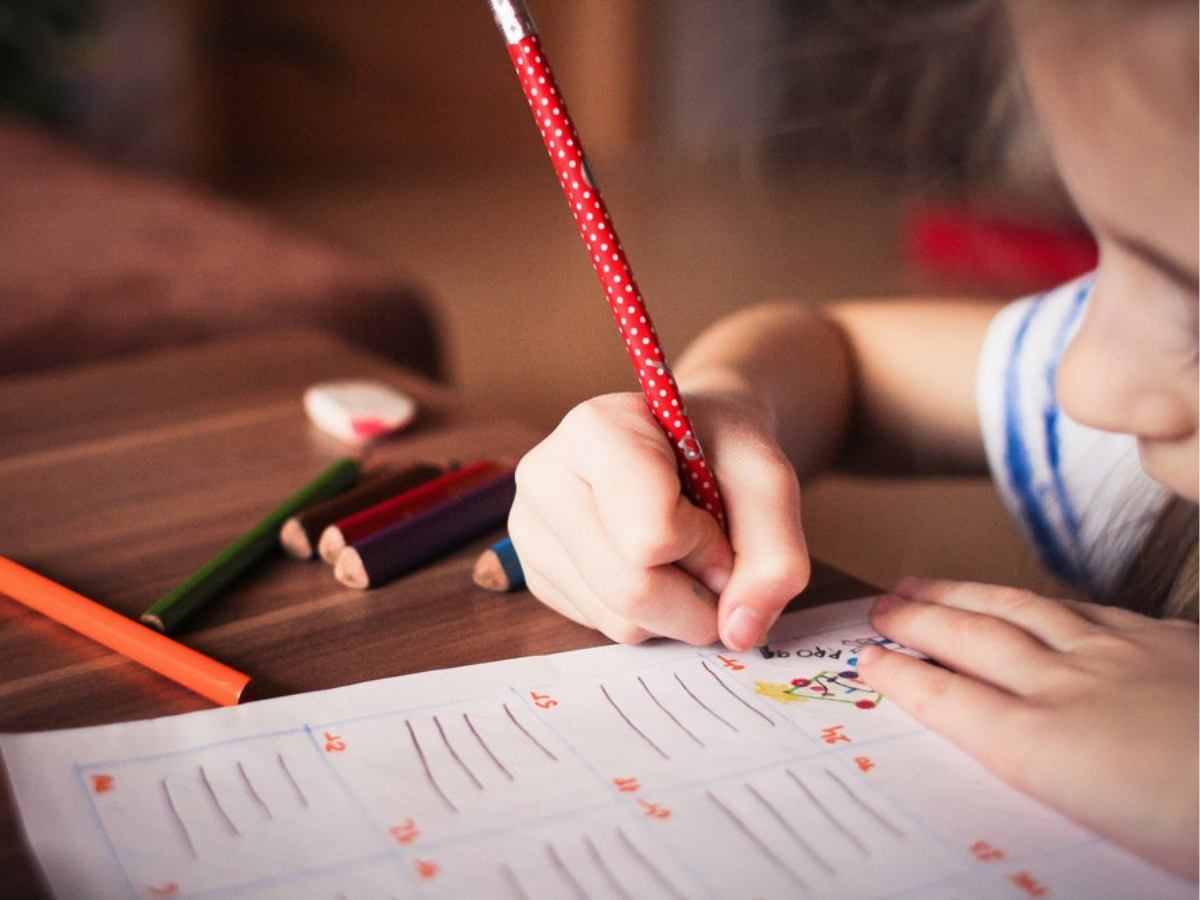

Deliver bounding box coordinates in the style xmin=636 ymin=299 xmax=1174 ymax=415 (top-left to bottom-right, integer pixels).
xmin=859 ymin=578 xmax=1199 ymax=880
xmin=508 ymin=391 xmax=810 ymax=650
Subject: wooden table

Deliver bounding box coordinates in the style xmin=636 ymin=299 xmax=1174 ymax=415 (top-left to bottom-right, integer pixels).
xmin=0 ymin=331 xmax=873 ymax=896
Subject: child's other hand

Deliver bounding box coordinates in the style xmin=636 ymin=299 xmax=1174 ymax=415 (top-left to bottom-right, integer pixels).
xmin=859 ymin=578 xmax=1199 ymax=880
xmin=508 ymin=391 xmax=810 ymax=650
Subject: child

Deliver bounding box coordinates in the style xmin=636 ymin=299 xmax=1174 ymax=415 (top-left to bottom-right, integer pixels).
xmin=507 ymin=0 xmax=1198 ymax=881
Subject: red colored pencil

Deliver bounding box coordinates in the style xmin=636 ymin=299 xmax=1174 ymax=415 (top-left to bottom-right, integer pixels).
xmin=488 ymin=0 xmax=726 ymax=527
xmin=317 ymin=460 xmax=505 ymax=563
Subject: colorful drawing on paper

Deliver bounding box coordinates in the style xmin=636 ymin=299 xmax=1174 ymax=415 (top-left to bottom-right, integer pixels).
xmin=754 ymin=670 xmax=882 ymax=709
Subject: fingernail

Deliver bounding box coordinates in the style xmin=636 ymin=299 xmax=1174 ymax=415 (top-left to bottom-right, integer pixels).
xmin=723 ymin=606 xmax=767 ymax=652
xmin=893 ymin=576 xmax=924 ymax=598
xmin=857 ymin=644 xmax=884 ymax=665
xmin=701 ymin=566 xmax=731 ymax=595
xmin=872 ymin=593 xmax=904 ymax=614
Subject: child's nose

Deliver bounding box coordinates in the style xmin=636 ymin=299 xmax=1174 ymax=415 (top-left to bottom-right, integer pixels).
xmin=1058 ymin=326 xmax=1192 ymax=440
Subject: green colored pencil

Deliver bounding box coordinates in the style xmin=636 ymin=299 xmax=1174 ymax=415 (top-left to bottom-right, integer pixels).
xmin=142 ymin=457 xmax=360 ymax=633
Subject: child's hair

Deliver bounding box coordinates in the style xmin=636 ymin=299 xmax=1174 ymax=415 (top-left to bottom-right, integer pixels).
xmin=1113 ymin=499 xmax=1199 ymax=621
xmin=766 ymin=0 xmax=1048 ymax=192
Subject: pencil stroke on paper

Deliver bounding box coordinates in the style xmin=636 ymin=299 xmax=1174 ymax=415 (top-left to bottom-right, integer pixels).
xmin=160 ymin=778 xmax=197 ymax=859
xmin=406 ymin=719 xmax=458 ymax=814
xmin=637 ymin=675 xmax=704 ymax=747
xmin=464 ymin=712 xmax=514 ymax=780
xmin=236 ymin=760 xmax=272 ymax=820
xmin=545 ymin=840 xmax=591 ymax=900
xmin=585 ymin=834 xmax=633 ymax=900
xmin=700 ymin=660 xmax=775 ymax=726
xmin=823 ymin=766 xmax=905 ymax=838
xmin=275 ymin=752 xmax=309 ymax=808
xmin=600 ymin=683 xmax=670 ymax=760
xmin=501 ymin=862 xmax=531 ymax=900
xmin=706 ymin=789 xmax=810 ymax=893
xmin=198 ymin=765 xmax=240 ymax=836
xmin=433 ymin=715 xmax=483 ymax=790
xmin=674 ymin=671 xmax=738 ymax=732
xmin=745 ymin=782 xmax=834 ymax=876
xmin=615 ymin=827 xmax=686 ymax=900
xmin=503 ymin=701 xmax=559 ymax=762
xmin=786 ymin=769 xmax=869 ymax=855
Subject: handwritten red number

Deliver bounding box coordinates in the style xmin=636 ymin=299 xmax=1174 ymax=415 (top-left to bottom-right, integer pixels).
xmin=854 ymin=756 xmax=874 ymax=773
xmin=415 ymin=859 xmax=440 ymax=880
xmin=715 ymin=655 xmax=745 ymax=671
xmin=91 ymin=774 xmax=115 ymax=794
xmin=530 ymin=691 xmax=558 ymax=709
xmin=1008 ymin=871 xmax=1047 ymax=896
xmin=638 ymin=799 xmax=671 ymax=819
xmin=390 ymin=819 xmax=420 ymax=845
xmin=613 ymin=777 xmax=641 ymax=793
xmin=323 ymin=732 xmax=346 ymax=753
xmin=821 ymin=725 xmax=851 ymax=745
xmin=970 ymin=840 xmax=1006 ymax=862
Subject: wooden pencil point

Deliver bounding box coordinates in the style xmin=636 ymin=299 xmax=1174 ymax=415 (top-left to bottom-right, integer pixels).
xmin=334 ymin=548 xmax=370 ymax=590
xmin=141 ymin=613 xmax=166 ymax=632
xmin=318 ymin=526 xmax=346 ymax=565
xmin=279 ymin=518 xmax=313 ymax=559
xmin=472 ymin=550 xmax=508 ymax=592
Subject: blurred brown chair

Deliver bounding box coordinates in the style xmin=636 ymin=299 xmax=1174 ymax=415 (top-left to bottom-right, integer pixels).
xmin=0 ymin=119 xmax=441 ymax=379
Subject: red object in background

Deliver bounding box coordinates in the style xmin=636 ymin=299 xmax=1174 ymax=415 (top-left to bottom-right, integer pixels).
xmin=489 ymin=1 xmax=726 ymax=528
xmin=903 ymin=206 xmax=1098 ymax=290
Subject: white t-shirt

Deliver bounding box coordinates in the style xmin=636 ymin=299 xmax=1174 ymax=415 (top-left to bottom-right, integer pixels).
xmin=977 ymin=274 xmax=1171 ymax=597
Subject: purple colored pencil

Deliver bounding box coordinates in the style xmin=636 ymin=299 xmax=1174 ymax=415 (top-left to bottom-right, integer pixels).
xmin=334 ymin=472 xmax=516 ymax=589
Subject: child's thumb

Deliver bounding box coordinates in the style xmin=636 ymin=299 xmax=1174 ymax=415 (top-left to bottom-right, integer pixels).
xmin=713 ymin=462 xmax=811 ymax=651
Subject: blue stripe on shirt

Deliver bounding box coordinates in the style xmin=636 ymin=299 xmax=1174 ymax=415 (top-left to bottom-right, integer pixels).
xmin=1041 ymin=277 xmax=1092 ymax=587
xmin=1004 ymin=293 xmax=1078 ymax=583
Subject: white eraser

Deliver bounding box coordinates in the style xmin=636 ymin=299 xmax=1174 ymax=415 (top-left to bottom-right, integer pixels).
xmin=303 ymin=380 xmax=418 ymax=446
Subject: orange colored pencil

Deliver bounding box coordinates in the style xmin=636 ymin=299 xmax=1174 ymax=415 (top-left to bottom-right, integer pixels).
xmin=0 ymin=556 xmax=251 ymax=706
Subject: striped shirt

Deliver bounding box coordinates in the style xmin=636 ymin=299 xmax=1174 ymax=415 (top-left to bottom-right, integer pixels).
xmin=977 ymin=274 xmax=1171 ymax=597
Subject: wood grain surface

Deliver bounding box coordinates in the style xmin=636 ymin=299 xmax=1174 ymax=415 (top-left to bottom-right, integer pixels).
xmin=0 ymin=330 xmax=874 ymax=896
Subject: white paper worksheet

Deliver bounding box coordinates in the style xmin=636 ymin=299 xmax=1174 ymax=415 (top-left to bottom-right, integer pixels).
xmin=1 ymin=598 xmax=1189 ymax=899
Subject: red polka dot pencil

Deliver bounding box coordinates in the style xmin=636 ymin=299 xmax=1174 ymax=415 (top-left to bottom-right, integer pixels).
xmin=488 ymin=0 xmax=726 ymax=527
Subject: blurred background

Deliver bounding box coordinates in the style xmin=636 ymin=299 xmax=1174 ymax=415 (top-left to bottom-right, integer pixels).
xmin=0 ymin=0 xmax=1097 ymax=594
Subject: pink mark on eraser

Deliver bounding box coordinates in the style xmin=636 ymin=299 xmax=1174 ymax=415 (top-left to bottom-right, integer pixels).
xmin=304 ymin=381 xmax=418 ymax=447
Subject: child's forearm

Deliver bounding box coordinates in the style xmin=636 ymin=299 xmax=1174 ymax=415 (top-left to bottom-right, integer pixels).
xmin=674 ymin=304 xmax=853 ymax=480
xmin=675 ymin=299 xmax=999 ymax=479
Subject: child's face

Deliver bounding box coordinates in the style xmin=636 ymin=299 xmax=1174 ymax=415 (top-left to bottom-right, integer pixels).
xmin=1008 ymin=1 xmax=1198 ymax=501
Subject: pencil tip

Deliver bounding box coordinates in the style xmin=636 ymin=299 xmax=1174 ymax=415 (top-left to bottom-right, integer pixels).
xmin=141 ymin=614 xmax=166 ymax=632
xmin=317 ymin=527 xmax=344 ymax=565
xmin=472 ymin=550 xmax=509 ymax=592
xmin=334 ymin=548 xmax=369 ymax=590
xmin=279 ymin=519 xmax=312 ymax=559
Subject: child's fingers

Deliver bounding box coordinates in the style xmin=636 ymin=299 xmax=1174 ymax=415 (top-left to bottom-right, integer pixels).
xmin=713 ymin=446 xmax=811 ymax=651
xmin=869 ymin=595 xmax=1058 ymax=694
xmin=856 ymin=644 xmax=1026 ymax=777
xmin=669 ymin=496 xmax=735 ymax=594
xmin=539 ymin=472 xmax=721 ymax=646
xmin=515 ymin=447 xmax=722 ymax=645
xmin=566 ymin=397 xmax=731 ymax=578
xmin=508 ymin=502 xmax=654 ymax=644
xmin=1057 ymin=597 xmax=1168 ymax=631
xmin=544 ymin=393 xmax=734 ymax=596
xmin=893 ymin=577 xmax=1094 ymax=649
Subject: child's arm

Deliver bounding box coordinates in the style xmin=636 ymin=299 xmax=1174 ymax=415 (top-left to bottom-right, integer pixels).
xmin=859 ymin=580 xmax=1199 ymax=881
xmin=509 ymin=298 xmax=1001 ymax=650
xmin=675 ymin=299 xmax=997 ymax=479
